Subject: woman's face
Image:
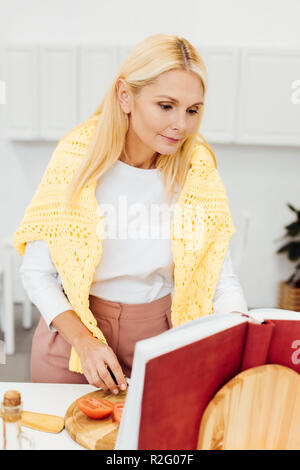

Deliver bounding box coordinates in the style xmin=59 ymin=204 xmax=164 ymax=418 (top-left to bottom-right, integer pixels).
xmin=117 ymin=68 xmax=204 ymax=157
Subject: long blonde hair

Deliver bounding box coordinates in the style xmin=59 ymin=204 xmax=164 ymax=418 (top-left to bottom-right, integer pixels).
xmin=63 ymin=33 xmax=210 ymax=209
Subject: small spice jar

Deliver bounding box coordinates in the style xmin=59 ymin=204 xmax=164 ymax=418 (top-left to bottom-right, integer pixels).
xmin=1 ymin=390 xmax=34 ymax=450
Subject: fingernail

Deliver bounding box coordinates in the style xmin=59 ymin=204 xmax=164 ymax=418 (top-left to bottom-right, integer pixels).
xmin=113 ymin=388 xmax=119 ymax=394
xmin=120 ymin=384 xmax=126 ymax=391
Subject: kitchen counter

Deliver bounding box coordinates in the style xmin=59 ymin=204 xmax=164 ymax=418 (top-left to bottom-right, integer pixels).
xmin=0 ymin=381 xmax=129 ymax=450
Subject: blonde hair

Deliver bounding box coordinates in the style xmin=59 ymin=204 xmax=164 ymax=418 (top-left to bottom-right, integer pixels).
xmin=63 ymin=33 xmax=211 ymax=209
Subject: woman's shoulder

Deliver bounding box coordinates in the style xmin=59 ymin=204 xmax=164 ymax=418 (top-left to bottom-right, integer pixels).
xmin=190 ymin=134 xmax=217 ymax=169
xmin=57 ymin=113 xmax=100 ymax=153
xmin=34 ymin=114 xmax=100 ymax=193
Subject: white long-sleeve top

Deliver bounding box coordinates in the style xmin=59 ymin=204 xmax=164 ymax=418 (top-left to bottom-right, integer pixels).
xmin=19 ymin=159 xmax=248 ymax=332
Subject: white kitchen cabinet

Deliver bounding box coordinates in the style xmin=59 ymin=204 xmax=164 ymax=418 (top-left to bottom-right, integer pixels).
xmin=78 ymin=44 xmax=119 ymax=122
xmin=2 ymin=44 xmax=300 ymax=146
xmin=236 ymin=48 xmax=300 ymax=146
xmin=3 ymin=45 xmax=39 ymax=140
xmin=40 ymin=45 xmax=78 ymax=140
xmin=199 ymin=47 xmax=239 ymax=143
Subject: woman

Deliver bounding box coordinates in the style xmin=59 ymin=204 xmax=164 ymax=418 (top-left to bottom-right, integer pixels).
xmin=14 ymin=34 xmax=248 ymax=395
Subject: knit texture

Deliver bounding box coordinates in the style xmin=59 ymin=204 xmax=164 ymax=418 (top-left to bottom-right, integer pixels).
xmin=13 ymin=115 xmax=236 ymax=374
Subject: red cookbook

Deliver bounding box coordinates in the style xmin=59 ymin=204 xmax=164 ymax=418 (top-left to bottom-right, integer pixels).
xmin=115 ymin=309 xmax=300 ymax=450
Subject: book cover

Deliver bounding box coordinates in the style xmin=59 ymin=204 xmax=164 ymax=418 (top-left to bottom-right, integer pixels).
xmin=115 ymin=309 xmax=300 ymax=450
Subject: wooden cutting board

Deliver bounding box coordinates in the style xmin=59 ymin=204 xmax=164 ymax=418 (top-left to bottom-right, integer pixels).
xmin=65 ymin=388 xmax=128 ymax=450
xmin=197 ymin=364 xmax=300 ymax=450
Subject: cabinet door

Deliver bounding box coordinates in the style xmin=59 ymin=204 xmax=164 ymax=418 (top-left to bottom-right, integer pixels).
xmin=198 ymin=47 xmax=239 ymax=143
xmin=4 ymin=45 xmax=39 ymax=140
xmin=236 ymin=49 xmax=300 ymax=146
xmin=79 ymin=45 xmax=119 ymax=122
xmin=0 ymin=60 xmax=5 ymax=105
xmin=0 ymin=49 xmax=5 ymax=135
xmin=40 ymin=45 xmax=78 ymax=140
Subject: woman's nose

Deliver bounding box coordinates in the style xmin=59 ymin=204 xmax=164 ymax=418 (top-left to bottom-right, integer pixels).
xmin=171 ymin=112 xmax=187 ymax=133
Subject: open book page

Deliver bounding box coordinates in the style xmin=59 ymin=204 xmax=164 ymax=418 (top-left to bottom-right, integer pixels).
xmin=249 ymin=308 xmax=300 ymax=321
xmin=115 ymin=312 xmax=248 ymax=450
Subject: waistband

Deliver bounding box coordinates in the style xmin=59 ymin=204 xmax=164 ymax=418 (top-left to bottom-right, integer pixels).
xmin=88 ymin=292 xmax=172 ymax=320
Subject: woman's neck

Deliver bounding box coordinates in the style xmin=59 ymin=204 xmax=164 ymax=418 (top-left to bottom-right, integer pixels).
xmin=119 ymin=147 xmax=159 ymax=169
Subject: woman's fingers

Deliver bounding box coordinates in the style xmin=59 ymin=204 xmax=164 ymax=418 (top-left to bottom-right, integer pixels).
xmin=78 ymin=338 xmax=127 ymax=393
xmin=91 ymin=373 xmax=109 ymax=391
xmin=97 ymin=365 xmax=121 ymax=394
xmin=105 ymin=356 xmax=127 ymax=391
xmin=81 ymin=364 xmax=109 ymax=391
xmin=87 ymin=372 xmax=108 ymax=391
xmin=97 ymin=348 xmax=127 ymax=394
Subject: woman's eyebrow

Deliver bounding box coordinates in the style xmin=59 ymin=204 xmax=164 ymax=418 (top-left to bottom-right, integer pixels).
xmin=155 ymin=95 xmax=203 ymax=106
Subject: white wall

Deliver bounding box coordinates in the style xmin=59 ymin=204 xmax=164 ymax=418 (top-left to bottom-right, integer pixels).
xmin=1 ymin=0 xmax=300 ymax=307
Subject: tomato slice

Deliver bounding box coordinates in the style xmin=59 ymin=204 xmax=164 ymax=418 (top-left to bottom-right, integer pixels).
xmin=76 ymin=397 xmax=114 ymax=419
xmin=113 ymin=402 xmax=125 ymax=424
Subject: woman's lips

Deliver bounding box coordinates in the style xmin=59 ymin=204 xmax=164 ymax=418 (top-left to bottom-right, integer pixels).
xmin=160 ymin=135 xmax=180 ymax=143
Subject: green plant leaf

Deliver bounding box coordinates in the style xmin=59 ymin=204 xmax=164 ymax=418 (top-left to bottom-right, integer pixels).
xmin=287 ymin=202 xmax=300 ymax=221
xmin=287 ymin=272 xmax=295 ymax=284
xmin=287 ymin=202 xmax=299 ymax=213
xmin=276 ymin=241 xmax=295 ymax=254
xmin=284 ymin=221 xmax=300 ymax=237
xmin=289 ymin=243 xmax=300 ymax=261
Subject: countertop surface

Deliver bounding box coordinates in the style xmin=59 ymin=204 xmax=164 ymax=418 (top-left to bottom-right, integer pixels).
xmin=0 ymin=381 xmax=129 ymax=450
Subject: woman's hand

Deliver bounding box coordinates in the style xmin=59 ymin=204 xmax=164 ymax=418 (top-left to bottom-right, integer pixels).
xmin=74 ymin=335 xmax=128 ymax=395
xmin=51 ymin=309 xmax=128 ymax=394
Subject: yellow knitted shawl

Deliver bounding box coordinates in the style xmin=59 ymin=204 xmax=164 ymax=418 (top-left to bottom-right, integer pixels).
xmin=13 ymin=115 xmax=236 ymax=374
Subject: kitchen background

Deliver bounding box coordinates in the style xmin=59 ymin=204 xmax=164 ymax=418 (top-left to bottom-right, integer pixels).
xmin=0 ymin=0 xmax=299 ymax=381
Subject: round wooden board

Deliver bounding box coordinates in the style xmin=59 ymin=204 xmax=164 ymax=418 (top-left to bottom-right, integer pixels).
xmin=65 ymin=388 xmax=128 ymax=450
xmin=197 ymin=364 xmax=300 ymax=450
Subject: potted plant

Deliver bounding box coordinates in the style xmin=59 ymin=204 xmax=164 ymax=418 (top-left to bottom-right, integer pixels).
xmin=275 ymin=203 xmax=300 ymax=311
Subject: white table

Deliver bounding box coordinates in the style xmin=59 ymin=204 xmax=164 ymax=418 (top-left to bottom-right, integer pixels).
xmin=0 ymin=381 xmax=123 ymax=450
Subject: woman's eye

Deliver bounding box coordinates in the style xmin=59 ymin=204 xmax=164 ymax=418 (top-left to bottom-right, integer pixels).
xmin=159 ymin=104 xmax=172 ymax=111
xmin=158 ymin=103 xmax=198 ymax=114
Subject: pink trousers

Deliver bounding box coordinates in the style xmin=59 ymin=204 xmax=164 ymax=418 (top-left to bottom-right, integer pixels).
xmin=30 ymin=293 xmax=173 ymax=383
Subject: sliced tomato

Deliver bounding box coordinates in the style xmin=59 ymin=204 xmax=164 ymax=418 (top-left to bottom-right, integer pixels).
xmin=76 ymin=397 xmax=114 ymax=419
xmin=113 ymin=401 xmax=125 ymax=424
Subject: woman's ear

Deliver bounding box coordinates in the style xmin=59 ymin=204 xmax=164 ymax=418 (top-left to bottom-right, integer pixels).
xmin=116 ymin=78 xmax=131 ymax=114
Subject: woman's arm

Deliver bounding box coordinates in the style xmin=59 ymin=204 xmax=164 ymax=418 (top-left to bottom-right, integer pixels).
xmin=19 ymin=240 xmax=127 ymax=393
xmin=212 ymin=246 xmax=249 ymax=315
xmin=19 ymin=240 xmax=74 ymax=332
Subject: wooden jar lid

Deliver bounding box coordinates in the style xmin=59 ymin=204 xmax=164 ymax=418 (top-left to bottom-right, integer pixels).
xmin=3 ymin=390 xmax=21 ymax=407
